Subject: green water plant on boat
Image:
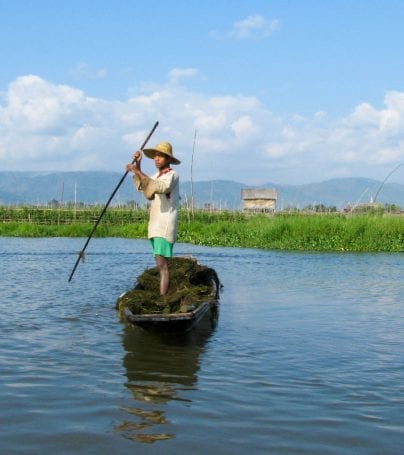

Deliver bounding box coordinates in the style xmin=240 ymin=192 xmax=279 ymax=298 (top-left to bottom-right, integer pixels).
xmin=116 ymin=257 xmax=220 ymax=318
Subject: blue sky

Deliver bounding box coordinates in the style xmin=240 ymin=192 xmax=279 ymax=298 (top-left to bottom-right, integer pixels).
xmin=1 ymin=0 xmax=404 ymax=185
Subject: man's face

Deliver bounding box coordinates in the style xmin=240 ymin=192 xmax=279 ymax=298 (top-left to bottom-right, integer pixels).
xmin=154 ymin=152 xmax=170 ymax=169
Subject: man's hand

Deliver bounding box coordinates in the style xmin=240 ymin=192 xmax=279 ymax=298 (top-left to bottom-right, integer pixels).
xmin=126 ymin=151 xmax=142 ymax=173
xmin=133 ymin=151 xmax=142 ymax=167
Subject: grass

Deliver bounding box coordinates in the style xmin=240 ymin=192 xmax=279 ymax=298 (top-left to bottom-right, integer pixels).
xmin=178 ymin=213 xmax=404 ymax=252
xmin=0 ymin=209 xmax=403 ymax=252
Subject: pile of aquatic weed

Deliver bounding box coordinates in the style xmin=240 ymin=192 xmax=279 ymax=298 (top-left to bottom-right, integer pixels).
xmin=116 ymin=257 xmax=220 ymax=316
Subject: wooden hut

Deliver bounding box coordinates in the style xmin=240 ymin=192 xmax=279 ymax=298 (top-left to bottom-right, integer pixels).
xmin=241 ymin=188 xmax=278 ymax=212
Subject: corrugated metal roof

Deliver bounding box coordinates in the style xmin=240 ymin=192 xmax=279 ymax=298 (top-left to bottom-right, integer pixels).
xmin=241 ymin=188 xmax=278 ymax=200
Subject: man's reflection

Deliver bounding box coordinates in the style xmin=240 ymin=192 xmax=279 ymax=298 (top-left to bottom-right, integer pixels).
xmin=117 ymin=305 xmax=218 ymax=443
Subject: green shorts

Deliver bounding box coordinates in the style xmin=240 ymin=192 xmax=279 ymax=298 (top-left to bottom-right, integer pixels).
xmin=150 ymin=237 xmax=174 ymax=258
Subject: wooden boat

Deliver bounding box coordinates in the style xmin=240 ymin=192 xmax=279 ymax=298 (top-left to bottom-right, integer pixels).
xmin=117 ymin=257 xmax=220 ymax=333
xmin=122 ymin=299 xmax=216 ymax=332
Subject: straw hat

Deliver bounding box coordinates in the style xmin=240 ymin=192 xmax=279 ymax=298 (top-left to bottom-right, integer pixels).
xmin=143 ymin=141 xmax=181 ymax=165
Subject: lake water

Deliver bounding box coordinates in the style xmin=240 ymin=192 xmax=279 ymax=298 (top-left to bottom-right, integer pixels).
xmin=0 ymin=237 xmax=403 ymax=454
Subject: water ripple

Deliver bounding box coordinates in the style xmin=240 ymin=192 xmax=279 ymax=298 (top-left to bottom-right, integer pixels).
xmin=0 ymin=238 xmax=403 ymax=454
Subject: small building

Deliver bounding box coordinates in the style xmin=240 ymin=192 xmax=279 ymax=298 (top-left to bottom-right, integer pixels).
xmin=241 ymin=188 xmax=278 ymax=212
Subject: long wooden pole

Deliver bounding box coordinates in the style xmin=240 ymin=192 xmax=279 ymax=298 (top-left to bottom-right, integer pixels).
xmin=68 ymin=121 xmax=159 ymax=282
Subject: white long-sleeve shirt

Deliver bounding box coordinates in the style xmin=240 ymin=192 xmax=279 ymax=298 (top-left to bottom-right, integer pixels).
xmin=133 ymin=169 xmax=180 ymax=243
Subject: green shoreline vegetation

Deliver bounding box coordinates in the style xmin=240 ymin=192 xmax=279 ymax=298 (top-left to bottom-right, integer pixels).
xmin=0 ymin=206 xmax=403 ymax=252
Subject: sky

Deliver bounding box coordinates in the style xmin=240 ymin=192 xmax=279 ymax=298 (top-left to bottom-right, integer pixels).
xmin=1 ymin=0 xmax=404 ymax=185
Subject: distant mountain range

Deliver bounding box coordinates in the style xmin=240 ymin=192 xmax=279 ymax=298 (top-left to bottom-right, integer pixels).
xmin=0 ymin=171 xmax=403 ymax=209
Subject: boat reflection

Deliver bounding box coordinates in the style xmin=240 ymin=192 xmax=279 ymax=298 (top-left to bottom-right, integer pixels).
xmin=117 ymin=304 xmax=219 ymax=444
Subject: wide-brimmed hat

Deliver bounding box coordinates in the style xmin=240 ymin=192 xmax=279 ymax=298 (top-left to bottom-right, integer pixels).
xmin=143 ymin=141 xmax=181 ymax=165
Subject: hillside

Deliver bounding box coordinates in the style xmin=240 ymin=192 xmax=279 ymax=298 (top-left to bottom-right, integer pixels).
xmin=0 ymin=172 xmax=403 ymax=209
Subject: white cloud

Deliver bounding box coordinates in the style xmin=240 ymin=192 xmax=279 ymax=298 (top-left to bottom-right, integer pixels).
xmin=0 ymin=74 xmax=403 ymax=184
xmin=231 ymin=115 xmax=257 ymax=140
xmin=231 ymin=14 xmax=280 ymax=39
xmin=210 ymin=14 xmax=280 ymax=40
xmin=69 ymin=62 xmax=107 ymax=80
xmin=2 ymin=75 xmax=88 ymax=134
xmin=168 ymin=68 xmax=199 ymax=84
xmin=0 ymin=75 xmax=124 ymax=169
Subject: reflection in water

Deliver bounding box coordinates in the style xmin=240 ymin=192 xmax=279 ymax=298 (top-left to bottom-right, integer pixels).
xmin=117 ymin=305 xmax=219 ymax=443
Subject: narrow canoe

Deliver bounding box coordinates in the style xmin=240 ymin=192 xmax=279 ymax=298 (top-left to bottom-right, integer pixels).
xmin=117 ymin=256 xmax=220 ymax=333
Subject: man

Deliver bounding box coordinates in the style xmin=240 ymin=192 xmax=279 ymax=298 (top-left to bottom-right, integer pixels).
xmin=126 ymin=141 xmax=180 ymax=295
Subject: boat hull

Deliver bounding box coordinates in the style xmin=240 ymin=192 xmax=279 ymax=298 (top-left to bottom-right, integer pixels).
xmin=117 ymin=256 xmax=220 ymax=332
xmin=123 ymin=300 xmax=214 ymax=332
